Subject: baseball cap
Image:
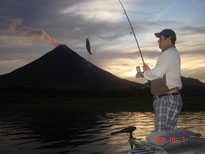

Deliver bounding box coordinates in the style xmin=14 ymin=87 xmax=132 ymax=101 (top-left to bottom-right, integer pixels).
xmin=154 ymin=29 xmax=176 ymax=41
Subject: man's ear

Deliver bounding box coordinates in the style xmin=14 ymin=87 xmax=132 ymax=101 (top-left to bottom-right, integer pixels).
xmin=167 ymin=37 xmax=172 ymax=45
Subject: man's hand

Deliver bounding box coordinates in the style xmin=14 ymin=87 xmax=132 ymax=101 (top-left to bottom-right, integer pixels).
xmin=136 ymin=72 xmax=142 ymax=78
xmin=143 ymin=63 xmax=150 ymax=71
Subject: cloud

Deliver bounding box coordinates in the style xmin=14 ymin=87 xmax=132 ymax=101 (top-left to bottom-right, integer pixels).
xmin=150 ymin=0 xmax=177 ymax=21
xmin=60 ymin=0 xmax=123 ymax=22
xmin=180 ymin=49 xmax=205 ymax=55
xmin=178 ymin=25 xmax=205 ymax=35
xmin=0 ymin=17 xmax=60 ymax=46
xmin=0 ymin=0 xmax=148 ymax=51
xmin=0 ymin=59 xmax=23 ymax=63
xmin=0 ymin=57 xmax=29 ymax=75
xmin=0 ymin=0 xmax=205 ymax=83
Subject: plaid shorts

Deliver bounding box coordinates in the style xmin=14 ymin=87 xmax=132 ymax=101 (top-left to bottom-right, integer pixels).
xmin=153 ymin=94 xmax=182 ymax=132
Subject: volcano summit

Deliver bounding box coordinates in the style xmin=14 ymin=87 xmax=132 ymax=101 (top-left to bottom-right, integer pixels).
xmin=0 ymin=45 xmax=142 ymax=91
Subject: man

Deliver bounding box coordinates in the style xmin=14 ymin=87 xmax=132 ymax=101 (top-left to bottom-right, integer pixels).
xmin=136 ymin=29 xmax=182 ymax=132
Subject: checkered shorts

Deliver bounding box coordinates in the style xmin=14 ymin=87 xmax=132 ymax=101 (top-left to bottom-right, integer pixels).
xmin=153 ymin=94 xmax=182 ymax=132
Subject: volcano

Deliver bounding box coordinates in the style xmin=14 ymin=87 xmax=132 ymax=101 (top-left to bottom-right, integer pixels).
xmin=0 ymin=45 xmax=142 ymax=91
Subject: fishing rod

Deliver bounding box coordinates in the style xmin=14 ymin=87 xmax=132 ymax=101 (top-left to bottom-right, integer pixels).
xmin=119 ymin=0 xmax=145 ymax=70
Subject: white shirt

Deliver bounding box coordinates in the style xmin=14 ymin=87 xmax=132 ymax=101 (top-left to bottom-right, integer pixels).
xmin=144 ymin=47 xmax=182 ymax=90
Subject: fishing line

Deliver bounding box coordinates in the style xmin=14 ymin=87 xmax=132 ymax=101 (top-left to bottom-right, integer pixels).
xmin=119 ymin=0 xmax=145 ymax=67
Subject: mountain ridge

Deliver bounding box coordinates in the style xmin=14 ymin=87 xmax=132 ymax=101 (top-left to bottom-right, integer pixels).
xmin=0 ymin=45 xmax=142 ymax=91
xmin=0 ymin=44 xmax=204 ymax=92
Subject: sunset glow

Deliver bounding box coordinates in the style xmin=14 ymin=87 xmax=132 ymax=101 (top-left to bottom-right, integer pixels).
xmin=0 ymin=0 xmax=205 ymax=83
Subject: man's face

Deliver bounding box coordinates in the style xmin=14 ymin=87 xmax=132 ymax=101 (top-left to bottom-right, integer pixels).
xmin=158 ymin=35 xmax=170 ymax=51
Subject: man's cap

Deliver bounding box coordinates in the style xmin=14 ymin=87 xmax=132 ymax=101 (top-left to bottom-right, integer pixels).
xmin=154 ymin=29 xmax=176 ymax=40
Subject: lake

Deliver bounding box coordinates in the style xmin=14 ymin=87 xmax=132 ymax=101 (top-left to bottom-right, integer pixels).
xmin=0 ymin=111 xmax=205 ymax=154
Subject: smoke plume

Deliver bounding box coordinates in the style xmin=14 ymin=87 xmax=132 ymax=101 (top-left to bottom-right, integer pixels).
xmin=4 ymin=18 xmax=60 ymax=46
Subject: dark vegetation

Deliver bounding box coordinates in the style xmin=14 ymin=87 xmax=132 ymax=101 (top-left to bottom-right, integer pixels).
xmin=0 ymin=86 xmax=204 ymax=113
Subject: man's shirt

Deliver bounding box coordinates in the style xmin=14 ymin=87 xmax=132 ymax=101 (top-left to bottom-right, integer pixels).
xmin=144 ymin=47 xmax=182 ymax=90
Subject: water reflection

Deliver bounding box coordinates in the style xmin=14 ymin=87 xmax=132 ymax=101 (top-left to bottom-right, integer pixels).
xmin=0 ymin=112 xmax=204 ymax=154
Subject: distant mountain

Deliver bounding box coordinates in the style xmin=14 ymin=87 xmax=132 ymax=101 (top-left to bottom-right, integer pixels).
xmin=181 ymin=76 xmax=204 ymax=87
xmin=142 ymin=76 xmax=204 ymax=89
xmin=0 ymin=45 xmax=203 ymax=93
xmin=0 ymin=45 xmax=142 ymax=91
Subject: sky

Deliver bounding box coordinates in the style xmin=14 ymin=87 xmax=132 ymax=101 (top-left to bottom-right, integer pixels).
xmin=0 ymin=0 xmax=205 ymax=84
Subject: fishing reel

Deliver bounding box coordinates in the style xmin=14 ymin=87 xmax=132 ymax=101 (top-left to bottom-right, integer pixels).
xmin=136 ymin=66 xmax=141 ymax=73
xmin=136 ymin=66 xmax=144 ymax=78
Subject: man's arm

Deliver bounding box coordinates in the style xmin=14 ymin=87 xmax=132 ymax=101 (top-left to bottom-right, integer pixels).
xmin=144 ymin=50 xmax=178 ymax=81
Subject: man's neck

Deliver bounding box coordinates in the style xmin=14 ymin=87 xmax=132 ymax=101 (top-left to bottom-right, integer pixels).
xmin=162 ymin=45 xmax=175 ymax=52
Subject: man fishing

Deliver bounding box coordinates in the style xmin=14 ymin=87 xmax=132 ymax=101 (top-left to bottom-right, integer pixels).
xmin=136 ymin=29 xmax=182 ymax=132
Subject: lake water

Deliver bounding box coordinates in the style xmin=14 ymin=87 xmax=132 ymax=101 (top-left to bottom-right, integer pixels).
xmin=0 ymin=111 xmax=205 ymax=154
